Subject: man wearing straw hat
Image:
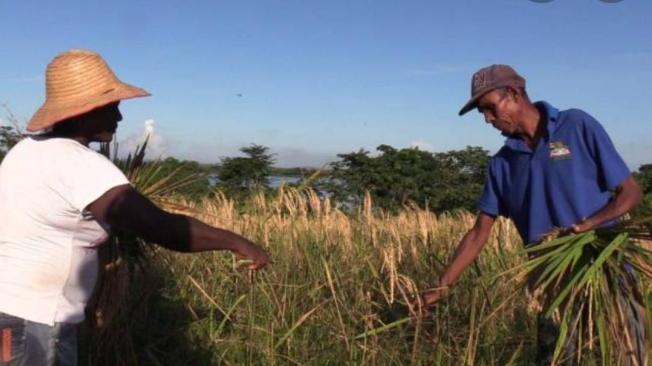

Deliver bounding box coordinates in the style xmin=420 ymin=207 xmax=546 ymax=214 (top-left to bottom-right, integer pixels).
xmin=0 ymin=49 xmax=269 ymax=365
xmin=420 ymin=65 xmax=645 ymax=364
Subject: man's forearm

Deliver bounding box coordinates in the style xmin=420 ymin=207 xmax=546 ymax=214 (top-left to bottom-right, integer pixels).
xmin=128 ymin=211 xmax=268 ymax=269
xmin=150 ymin=213 xmax=254 ymax=254
xmin=439 ymin=230 xmax=487 ymax=288
xmin=577 ymin=176 xmax=642 ymax=232
xmin=187 ymin=217 xmax=256 ymax=253
xmin=422 ymin=212 xmax=494 ymax=306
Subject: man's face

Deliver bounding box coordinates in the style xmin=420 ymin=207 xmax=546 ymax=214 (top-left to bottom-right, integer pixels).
xmin=476 ymin=89 xmax=521 ymax=135
xmin=84 ymin=102 xmax=123 ymax=142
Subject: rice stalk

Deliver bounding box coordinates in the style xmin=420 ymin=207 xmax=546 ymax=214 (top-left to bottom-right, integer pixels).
xmin=81 ymin=157 xmax=540 ymax=364
xmin=354 ymin=317 xmax=412 ymax=340
xmin=273 ymin=303 xmax=323 ymax=350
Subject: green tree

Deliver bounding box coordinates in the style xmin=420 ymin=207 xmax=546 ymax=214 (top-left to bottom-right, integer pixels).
xmin=433 ymin=146 xmax=490 ymax=211
xmin=218 ymin=144 xmax=275 ymax=193
xmin=146 ymin=157 xmax=213 ymax=200
xmin=323 ymin=145 xmax=490 ymax=213
xmin=634 ymin=164 xmax=652 ymax=195
xmin=0 ymin=125 xmax=23 ymax=161
xmin=100 ymin=138 xmax=212 ymax=201
xmin=633 ymin=164 xmax=652 ymax=220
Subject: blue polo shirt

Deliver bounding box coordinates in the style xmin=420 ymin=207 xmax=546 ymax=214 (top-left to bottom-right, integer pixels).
xmin=478 ymin=102 xmax=630 ymax=245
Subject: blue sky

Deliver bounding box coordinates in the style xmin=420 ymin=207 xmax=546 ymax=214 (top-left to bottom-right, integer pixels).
xmin=1 ymin=0 xmax=650 ymax=168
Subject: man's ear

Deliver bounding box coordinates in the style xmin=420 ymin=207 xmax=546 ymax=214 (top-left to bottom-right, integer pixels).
xmin=507 ymin=86 xmax=520 ymax=102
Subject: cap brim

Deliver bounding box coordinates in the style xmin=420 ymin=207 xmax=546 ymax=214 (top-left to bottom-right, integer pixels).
xmin=458 ymin=85 xmax=500 ymax=116
xmin=459 ymin=77 xmax=526 ymax=116
xmin=458 ymin=94 xmax=483 ymax=116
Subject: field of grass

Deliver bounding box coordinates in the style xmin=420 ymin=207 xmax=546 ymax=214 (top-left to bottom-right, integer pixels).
xmin=80 ymin=188 xmax=560 ymax=365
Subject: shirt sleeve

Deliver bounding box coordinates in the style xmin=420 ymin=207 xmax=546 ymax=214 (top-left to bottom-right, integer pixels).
xmin=60 ymin=150 xmax=131 ymax=212
xmin=580 ymin=111 xmax=630 ymax=191
xmin=477 ymin=159 xmax=505 ymax=217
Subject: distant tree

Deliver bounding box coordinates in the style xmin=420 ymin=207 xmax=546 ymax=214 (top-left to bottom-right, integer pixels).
xmin=322 ymin=145 xmax=490 ymax=212
xmin=0 ymin=106 xmax=25 ymax=161
xmin=634 ymin=164 xmax=652 ymax=195
xmin=218 ymin=144 xmax=275 ymax=193
xmin=433 ymin=146 xmax=490 ymax=211
xmin=100 ymin=138 xmax=213 ymax=201
xmin=0 ymin=125 xmax=23 ymax=161
xmin=149 ymin=157 xmax=213 ymax=200
xmin=633 ymin=164 xmax=652 ymax=221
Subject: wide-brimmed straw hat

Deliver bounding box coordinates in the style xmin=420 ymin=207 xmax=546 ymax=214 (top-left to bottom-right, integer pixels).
xmin=27 ymin=49 xmax=150 ymax=132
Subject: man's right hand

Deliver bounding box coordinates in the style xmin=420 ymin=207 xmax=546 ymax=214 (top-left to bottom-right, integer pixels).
xmin=410 ymin=286 xmax=448 ymax=316
xmin=233 ymin=241 xmax=269 ymax=270
xmin=414 ymin=213 xmax=495 ymax=313
xmin=421 ymin=286 xmax=448 ymax=308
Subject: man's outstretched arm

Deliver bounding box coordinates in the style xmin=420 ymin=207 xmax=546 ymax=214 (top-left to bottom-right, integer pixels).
xmin=422 ymin=212 xmax=495 ymax=306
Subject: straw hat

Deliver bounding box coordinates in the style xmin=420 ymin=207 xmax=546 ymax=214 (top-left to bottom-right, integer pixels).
xmin=27 ymin=49 xmax=150 ymax=132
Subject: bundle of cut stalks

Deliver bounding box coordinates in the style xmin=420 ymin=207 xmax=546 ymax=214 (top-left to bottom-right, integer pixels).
xmin=512 ymin=217 xmax=652 ymax=366
xmin=81 ymin=140 xmax=203 ymax=365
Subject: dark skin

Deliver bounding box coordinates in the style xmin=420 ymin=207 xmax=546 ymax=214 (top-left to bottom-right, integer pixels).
xmin=47 ymin=102 xmax=124 ymax=145
xmin=50 ymin=102 xmax=269 ymax=269
xmin=421 ymin=87 xmax=642 ymax=306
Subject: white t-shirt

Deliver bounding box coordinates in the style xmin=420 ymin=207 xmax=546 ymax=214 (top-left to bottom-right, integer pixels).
xmin=0 ymin=137 xmax=130 ymax=325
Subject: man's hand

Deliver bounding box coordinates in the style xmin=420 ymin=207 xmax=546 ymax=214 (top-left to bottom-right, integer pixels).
xmin=567 ymin=176 xmax=642 ymax=235
xmin=568 ymin=218 xmax=593 ymax=234
xmin=233 ymin=242 xmax=269 ymax=270
xmin=415 ymin=286 xmax=448 ymax=313
xmin=411 ymin=212 xmax=494 ymax=315
xmin=412 ymin=286 xmax=448 ymax=315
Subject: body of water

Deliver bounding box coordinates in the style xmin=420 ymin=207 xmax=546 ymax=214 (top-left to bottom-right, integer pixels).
xmin=208 ymin=174 xmax=301 ymax=188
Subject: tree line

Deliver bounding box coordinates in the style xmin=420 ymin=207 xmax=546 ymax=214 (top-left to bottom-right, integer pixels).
xmin=0 ymin=123 xmax=650 ymax=213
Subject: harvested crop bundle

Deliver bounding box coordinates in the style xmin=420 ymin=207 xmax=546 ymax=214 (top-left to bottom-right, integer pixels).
xmin=513 ymin=217 xmax=652 ymax=365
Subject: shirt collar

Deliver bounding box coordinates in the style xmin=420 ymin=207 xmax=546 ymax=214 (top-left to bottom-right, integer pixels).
xmin=503 ymin=101 xmax=560 ymax=153
xmin=536 ymin=101 xmax=560 ymax=136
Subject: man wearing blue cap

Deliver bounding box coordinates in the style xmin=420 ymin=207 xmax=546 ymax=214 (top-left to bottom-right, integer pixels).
xmin=422 ymin=64 xmax=645 ymax=365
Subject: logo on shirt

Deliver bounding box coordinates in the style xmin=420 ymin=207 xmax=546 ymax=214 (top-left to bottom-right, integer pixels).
xmin=549 ymin=141 xmax=572 ymax=160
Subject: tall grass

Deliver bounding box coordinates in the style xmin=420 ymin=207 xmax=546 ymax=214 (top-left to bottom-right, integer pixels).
xmin=81 ymin=186 xmax=551 ymax=365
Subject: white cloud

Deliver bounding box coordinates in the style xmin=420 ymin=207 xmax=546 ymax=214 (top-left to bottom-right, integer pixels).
xmin=117 ymin=119 xmax=167 ymax=160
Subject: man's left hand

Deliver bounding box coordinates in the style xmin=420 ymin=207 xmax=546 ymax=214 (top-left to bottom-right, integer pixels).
xmin=568 ymin=218 xmax=593 ymax=234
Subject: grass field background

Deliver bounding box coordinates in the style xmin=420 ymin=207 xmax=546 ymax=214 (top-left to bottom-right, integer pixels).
xmin=80 ymin=187 xmax=612 ymax=365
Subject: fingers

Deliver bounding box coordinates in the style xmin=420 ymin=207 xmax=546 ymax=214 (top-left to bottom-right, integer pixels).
xmin=572 ymin=217 xmax=590 ymax=234
xmin=248 ymin=258 xmax=268 ymax=270
xmin=410 ymin=295 xmax=435 ymax=318
xmin=234 ymin=246 xmax=269 ymax=271
xmin=236 ymin=256 xmax=268 ymax=271
xmin=419 ymin=286 xmax=448 ymax=310
xmin=421 ymin=293 xmax=440 ymax=308
xmin=561 ymin=223 xmax=582 ymax=236
xmin=252 ymin=249 xmax=270 ymax=270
